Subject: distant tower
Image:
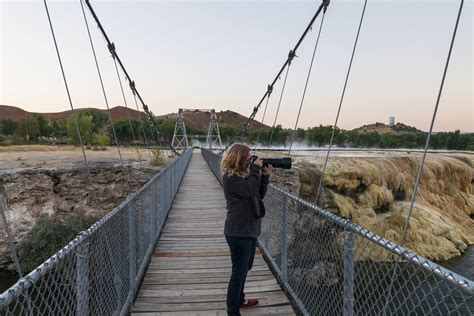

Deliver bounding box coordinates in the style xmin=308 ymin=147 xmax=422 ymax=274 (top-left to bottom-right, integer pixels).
xmin=389 ymin=116 xmax=395 ymax=126
xmin=171 ymin=109 xmax=189 ymax=151
xmin=206 ymin=109 xmax=223 ymax=150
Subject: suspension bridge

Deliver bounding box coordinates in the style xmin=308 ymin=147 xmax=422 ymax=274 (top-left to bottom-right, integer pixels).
xmin=1 ymin=0 xmax=473 ymax=315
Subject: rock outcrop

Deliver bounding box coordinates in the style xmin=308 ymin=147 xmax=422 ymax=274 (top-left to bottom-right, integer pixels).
xmin=0 ymin=163 xmax=159 ymax=270
xmin=296 ymin=154 xmax=474 ymax=261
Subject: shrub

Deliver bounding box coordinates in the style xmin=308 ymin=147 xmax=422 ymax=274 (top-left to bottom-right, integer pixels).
xmin=94 ymin=134 xmax=110 ymax=150
xmin=150 ymin=149 xmax=165 ymax=166
xmin=18 ymin=214 xmax=97 ymax=273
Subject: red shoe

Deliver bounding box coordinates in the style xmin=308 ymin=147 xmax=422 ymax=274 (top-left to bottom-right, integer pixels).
xmin=240 ymin=299 xmax=259 ymax=309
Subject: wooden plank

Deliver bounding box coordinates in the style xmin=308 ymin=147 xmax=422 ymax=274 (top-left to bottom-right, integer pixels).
xmin=139 ymin=279 xmax=278 ymax=291
xmin=149 ymin=262 xmax=268 ymax=269
xmin=134 ymin=290 xmax=288 ymax=305
xmin=133 ymin=297 xmax=292 ymax=312
xmin=142 ymin=276 xmax=275 ymax=286
xmin=131 ymin=304 xmax=296 ymax=315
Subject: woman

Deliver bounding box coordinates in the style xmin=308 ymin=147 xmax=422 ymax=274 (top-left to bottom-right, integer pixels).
xmin=221 ymin=143 xmax=273 ymax=316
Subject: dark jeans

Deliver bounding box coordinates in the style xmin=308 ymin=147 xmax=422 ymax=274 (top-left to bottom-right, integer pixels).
xmin=225 ymin=236 xmax=257 ymax=316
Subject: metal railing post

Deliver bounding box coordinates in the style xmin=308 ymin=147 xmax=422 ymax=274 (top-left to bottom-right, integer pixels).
xmin=159 ymin=178 xmax=165 ymax=230
xmin=281 ymin=196 xmax=289 ymax=282
xmin=167 ymin=169 xmax=171 ymax=210
xmin=129 ymin=206 xmax=137 ymax=291
xmin=343 ymin=229 xmax=355 ymax=316
xmin=150 ymin=182 xmax=157 ymax=243
xmin=76 ymin=241 xmax=90 ymax=316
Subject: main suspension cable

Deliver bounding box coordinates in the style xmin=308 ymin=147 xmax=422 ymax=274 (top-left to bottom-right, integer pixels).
xmin=314 ymin=0 xmax=367 ymax=205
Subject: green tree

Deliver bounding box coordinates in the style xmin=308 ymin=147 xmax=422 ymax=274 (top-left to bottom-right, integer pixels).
xmin=30 ymin=113 xmax=51 ymax=137
xmin=16 ymin=115 xmax=40 ymax=141
xmin=296 ymin=128 xmax=306 ymax=141
xmin=307 ymin=125 xmax=334 ymax=146
xmin=84 ymin=110 xmax=108 ymax=133
xmin=219 ymin=123 xmax=239 ymax=142
xmin=0 ymin=118 xmax=17 ymax=135
xmin=51 ymin=118 xmax=68 ymax=139
xmin=465 ymin=134 xmax=474 ymax=151
xmin=67 ymin=114 xmax=94 ymax=145
xmin=156 ymin=118 xmax=177 ymax=142
xmin=380 ymin=133 xmax=400 ymax=148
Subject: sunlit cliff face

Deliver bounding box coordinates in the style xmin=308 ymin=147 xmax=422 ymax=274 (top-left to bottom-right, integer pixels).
xmin=297 ymin=154 xmax=474 ymax=261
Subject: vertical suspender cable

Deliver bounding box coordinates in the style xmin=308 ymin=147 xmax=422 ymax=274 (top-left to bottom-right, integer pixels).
xmin=80 ymin=0 xmax=131 ymax=192
xmin=265 ymin=64 xmax=292 ymax=157
xmin=314 ymin=0 xmax=367 ymax=205
xmin=43 ymin=0 xmax=99 ymax=206
xmin=288 ymin=10 xmax=326 ymax=155
xmin=254 ymin=91 xmax=271 ymax=150
xmin=112 ymin=57 xmax=143 ymax=166
xmin=399 ymin=0 xmax=464 ymax=248
xmin=383 ymin=2 xmax=464 ymax=314
xmin=131 ymin=91 xmax=153 ymax=161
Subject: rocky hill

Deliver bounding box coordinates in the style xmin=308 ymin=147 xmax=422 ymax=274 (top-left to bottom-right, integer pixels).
xmin=352 ymin=122 xmax=422 ymax=134
xmin=0 ymin=104 xmax=142 ymax=121
xmin=158 ymin=109 xmax=269 ymax=131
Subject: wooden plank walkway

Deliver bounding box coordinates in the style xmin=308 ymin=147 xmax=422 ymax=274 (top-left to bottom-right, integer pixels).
xmin=131 ymin=152 xmax=295 ymax=315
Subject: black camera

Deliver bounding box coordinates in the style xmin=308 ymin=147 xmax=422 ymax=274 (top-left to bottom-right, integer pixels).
xmin=250 ymin=155 xmax=292 ymax=169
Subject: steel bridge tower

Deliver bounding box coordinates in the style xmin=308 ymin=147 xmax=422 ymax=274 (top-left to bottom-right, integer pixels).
xmin=171 ymin=109 xmax=189 ymax=151
xmin=205 ymin=109 xmax=223 ymax=150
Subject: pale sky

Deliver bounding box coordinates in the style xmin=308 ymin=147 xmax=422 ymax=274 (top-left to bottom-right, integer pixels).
xmin=0 ymin=0 xmax=472 ymax=131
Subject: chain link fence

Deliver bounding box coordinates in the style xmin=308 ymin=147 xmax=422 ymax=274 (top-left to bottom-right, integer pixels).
xmin=201 ymin=148 xmax=474 ymax=315
xmin=0 ymin=149 xmax=192 ymax=316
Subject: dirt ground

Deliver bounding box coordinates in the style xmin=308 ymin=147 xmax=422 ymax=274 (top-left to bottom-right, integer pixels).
xmin=0 ymin=145 xmax=173 ymax=171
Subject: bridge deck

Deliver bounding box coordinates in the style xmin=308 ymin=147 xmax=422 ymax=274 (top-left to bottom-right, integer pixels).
xmin=131 ymin=153 xmax=295 ymax=315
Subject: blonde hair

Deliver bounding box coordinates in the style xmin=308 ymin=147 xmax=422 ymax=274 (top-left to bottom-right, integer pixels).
xmin=221 ymin=143 xmax=251 ymax=178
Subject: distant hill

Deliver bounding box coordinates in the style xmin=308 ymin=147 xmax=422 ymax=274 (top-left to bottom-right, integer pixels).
xmin=0 ymin=105 xmax=269 ymax=131
xmin=0 ymin=105 xmax=29 ymax=121
xmin=157 ymin=110 xmax=269 ymax=131
xmin=352 ymin=122 xmax=422 ymax=134
xmin=0 ymin=104 xmax=142 ymax=122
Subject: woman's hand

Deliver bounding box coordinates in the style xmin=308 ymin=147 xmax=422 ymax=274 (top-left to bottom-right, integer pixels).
xmin=252 ymin=156 xmax=263 ymax=167
xmin=263 ymin=164 xmax=273 ymax=176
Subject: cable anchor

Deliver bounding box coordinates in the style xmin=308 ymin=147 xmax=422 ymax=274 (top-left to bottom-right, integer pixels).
xmin=323 ymin=0 xmax=330 ymax=13
xmin=288 ymin=50 xmax=297 ymax=65
xmin=267 ymin=84 xmax=273 ymax=96
xmin=129 ymin=80 xmax=136 ymax=95
xmin=108 ymin=42 xmax=116 ymax=58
